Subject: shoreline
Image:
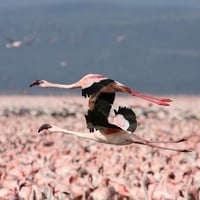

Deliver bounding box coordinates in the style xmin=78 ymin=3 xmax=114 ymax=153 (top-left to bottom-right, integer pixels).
xmin=0 ymin=93 xmax=199 ymax=120
xmin=0 ymin=93 xmax=199 ymax=107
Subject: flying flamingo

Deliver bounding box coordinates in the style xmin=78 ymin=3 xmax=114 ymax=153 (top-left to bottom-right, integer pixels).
xmin=5 ymin=34 xmax=36 ymax=48
xmin=38 ymin=92 xmax=189 ymax=152
xmin=5 ymin=38 xmax=22 ymax=48
xmin=30 ymin=74 xmax=172 ymax=109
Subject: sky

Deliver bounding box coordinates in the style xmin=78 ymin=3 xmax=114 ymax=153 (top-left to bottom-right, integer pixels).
xmin=1 ymin=0 xmax=200 ymax=8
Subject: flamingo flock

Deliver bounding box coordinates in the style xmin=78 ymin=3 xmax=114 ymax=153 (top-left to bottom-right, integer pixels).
xmin=30 ymin=73 xmax=190 ymax=152
xmin=0 ymin=95 xmax=198 ymax=199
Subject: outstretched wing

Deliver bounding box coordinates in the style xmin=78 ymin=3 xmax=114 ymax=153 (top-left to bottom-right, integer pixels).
xmin=85 ymin=92 xmax=117 ymax=132
xmin=82 ymin=78 xmax=115 ymax=98
xmin=113 ymin=106 xmax=137 ymax=133
xmin=85 ymin=92 xmax=137 ymax=134
xmin=85 ymin=108 xmax=120 ymax=133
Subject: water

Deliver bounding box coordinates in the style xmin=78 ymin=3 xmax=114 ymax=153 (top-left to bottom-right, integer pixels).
xmin=0 ymin=2 xmax=200 ymax=94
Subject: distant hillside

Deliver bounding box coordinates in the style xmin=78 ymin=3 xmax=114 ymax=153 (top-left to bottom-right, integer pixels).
xmin=0 ymin=2 xmax=200 ymax=94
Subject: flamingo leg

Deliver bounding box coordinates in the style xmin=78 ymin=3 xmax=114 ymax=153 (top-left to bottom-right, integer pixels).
xmin=133 ymin=140 xmax=190 ymax=152
xmin=132 ymin=134 xmax=188 ymax=144
xmin=129 ymin=89 xmax=172 ymax=106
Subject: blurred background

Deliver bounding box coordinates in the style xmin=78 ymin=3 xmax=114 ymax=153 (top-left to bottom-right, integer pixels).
xmin=0 ymin=0 xmax=200 ymax=95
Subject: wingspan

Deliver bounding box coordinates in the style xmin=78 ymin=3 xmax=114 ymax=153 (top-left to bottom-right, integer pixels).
xmin=113 ymin=106 xmax=137 ymax=133
xmin=85 ymin=92 xmax=137 ymax=134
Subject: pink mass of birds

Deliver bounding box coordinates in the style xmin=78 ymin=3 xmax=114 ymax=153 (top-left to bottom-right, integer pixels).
xmin=0 ymin=74 xmax=199 ymax=199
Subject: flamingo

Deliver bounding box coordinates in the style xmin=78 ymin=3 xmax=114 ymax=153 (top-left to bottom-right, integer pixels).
xmin=5 ymin=38 xmax=22 ymax=48
xmin=30 ymin=74 xmax=172 ymax=108
xmin=37 ymin=92 xmax=189 ymax=152
xmin=5 ymin=34 xmax=35 ymax=49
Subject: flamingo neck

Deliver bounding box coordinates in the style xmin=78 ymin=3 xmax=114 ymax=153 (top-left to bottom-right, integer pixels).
xmin=44 ymin=81 xmax=79 ymax=89
xmin=53 ymin=127 xmax=95 ymax=140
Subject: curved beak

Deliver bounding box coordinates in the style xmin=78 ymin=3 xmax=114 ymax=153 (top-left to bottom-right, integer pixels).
xmin=29 ymin=80 xmax=43 ymax=87
xmin=38 ymin=124 xmax=52 ymax=133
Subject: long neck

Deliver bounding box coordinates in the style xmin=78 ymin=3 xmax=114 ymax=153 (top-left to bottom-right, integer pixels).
xmin=53 ymin=127 xmax=95 ymax=141
xmin=44 ymin=81 xmax=79 ymax=89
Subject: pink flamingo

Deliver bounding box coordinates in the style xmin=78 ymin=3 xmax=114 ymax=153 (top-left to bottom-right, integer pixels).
xmin=38 ymin=92 xmax=189 ymax=152
xmin=30 ymin=73 xmax=172 ymax=108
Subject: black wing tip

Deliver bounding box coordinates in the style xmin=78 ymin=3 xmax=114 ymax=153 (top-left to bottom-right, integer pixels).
xmin=177 ymin=136 xmax=191 ymax=143
xmin=29 ymin=80 xmax=43 ymax=87
xmin=177 ymin=137 xmax=187 ymax=143
xmin=115 ymin=106 xmax=133 ymax=112
xmin=114 ymin=106 xmax=137 ymax=133
xmin=181 ymin=149 xmax=193 ymax=153
xmin=38 ymin=124 xmax=52 ymax=133
xmin=81 ymin=79 xmax=115 ymax=98
xmin=114 ymin=106 xmax=136 ymax=117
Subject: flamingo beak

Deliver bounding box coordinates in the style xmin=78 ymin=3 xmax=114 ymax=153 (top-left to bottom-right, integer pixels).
xmin=29 ymin=80 xmax=43 ymax=87
xmin=38 ymin=124 xmax=52 ymax=133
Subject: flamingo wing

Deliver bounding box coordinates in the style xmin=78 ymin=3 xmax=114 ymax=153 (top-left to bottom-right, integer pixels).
xmin=85 ymin=92 xmax=117 ymax=132
xmin=85 ymin=92 xmax=137 ymax=134
xmin=82 ymin=78 xmax=115 ymax=97
xmin=85 ymin=108 xmax=120 ymax=133
xmin=113 ymin=106 xmax=137 ymax=133
xmin=94 ymin=93 xmax=115 ymax=117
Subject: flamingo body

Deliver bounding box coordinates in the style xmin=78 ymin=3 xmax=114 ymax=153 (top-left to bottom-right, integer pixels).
xmin=38 ymin=124 xmax=133 ymax=145
xmin=37 ymin=123 xmax=189 ymax=152
xmin=30 ymin=73 xmax=172 ymax=107
xmin=5 ymin=40 xmax=22 ymax=48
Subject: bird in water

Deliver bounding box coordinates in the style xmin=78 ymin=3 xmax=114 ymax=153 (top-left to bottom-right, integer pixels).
xmin=30 ymin=74 xmax=172 ymax=110
xmin=38 ymin=91 xmax=189 ymax=152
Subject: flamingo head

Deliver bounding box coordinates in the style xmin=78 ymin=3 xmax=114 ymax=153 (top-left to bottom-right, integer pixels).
xmin=38 ymin=124 xmax=63 ymax=134
xmin=38 ymin=123 xmax=52 ymax=133
xmin=29 ymin=80 xmax=47 ymax=87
